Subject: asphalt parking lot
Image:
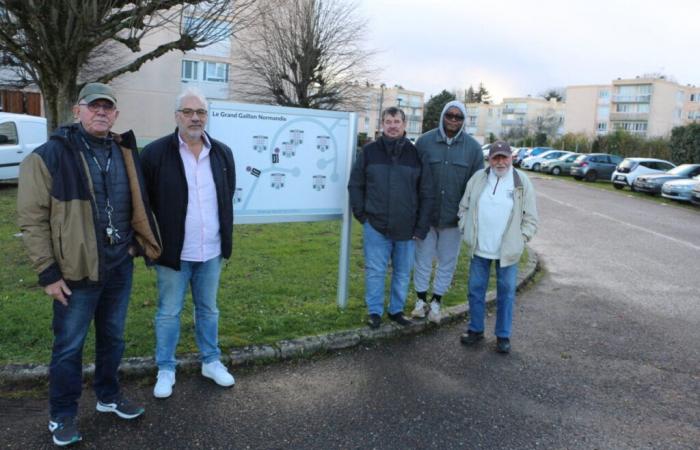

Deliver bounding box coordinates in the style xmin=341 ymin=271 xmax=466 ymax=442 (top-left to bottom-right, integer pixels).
xmin=1 ymin=175 xmax=699 ymax=449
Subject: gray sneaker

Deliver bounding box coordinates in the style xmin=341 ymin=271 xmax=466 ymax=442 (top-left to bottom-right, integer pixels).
xmin=96 ymin=397 xmax=145 ymax=419
xmin=48 ymin=416 xmax=82 ymax=447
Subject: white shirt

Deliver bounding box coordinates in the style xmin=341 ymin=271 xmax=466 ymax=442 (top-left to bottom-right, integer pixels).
xmin=475 ymin=167 xmax=514 ymax=259
xmin=178 ymin=133 xmax=221 ymax=262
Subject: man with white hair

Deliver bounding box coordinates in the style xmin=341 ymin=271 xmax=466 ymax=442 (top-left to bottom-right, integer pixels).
xmin=457 ymin=141 xmax=538 ymax=353
xmin=141 ymin=87 xmax=236 ymax=397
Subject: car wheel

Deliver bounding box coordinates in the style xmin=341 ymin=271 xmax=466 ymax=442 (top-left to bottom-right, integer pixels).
xmin=551 ymin=166 xmax=561 ymax=176
xmin=613 ymin=184 xmax=624 ymax=190
xmin=533 ymin=163 xmax=540 ymax=171
xmin=630 ymin=184 xmax=637 ymax=192
xmin=584 ymin=171 xmax=597 ymax=182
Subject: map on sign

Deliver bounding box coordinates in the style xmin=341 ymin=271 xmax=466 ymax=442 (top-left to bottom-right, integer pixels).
xmin=207 ymin=102 xmax=355 ymax=224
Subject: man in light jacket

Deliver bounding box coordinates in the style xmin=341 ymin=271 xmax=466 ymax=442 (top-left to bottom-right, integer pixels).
xmin=457 ymin=141 xmax=538 ymax=353
xmin=411 ymin=100 xmax=483 ymax=323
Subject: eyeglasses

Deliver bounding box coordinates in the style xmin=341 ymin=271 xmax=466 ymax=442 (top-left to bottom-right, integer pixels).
xmin=177 ymin=109 xmax=208 ymax=118
xmin=79 ymin=101 xmax=116 ymax=113
xmin=444 ymin=113 xmax=464 ymax=121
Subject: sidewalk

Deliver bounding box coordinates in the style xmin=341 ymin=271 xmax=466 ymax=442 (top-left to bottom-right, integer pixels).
xmin=0 ymin=250 xmax=539 ymax=384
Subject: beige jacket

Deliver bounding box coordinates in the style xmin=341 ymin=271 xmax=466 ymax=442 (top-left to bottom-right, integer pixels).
xmin=458 ymin=167 xmax=538 ymax=267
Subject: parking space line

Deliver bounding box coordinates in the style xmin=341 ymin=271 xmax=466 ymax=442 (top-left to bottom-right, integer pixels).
xmin=538 ymin=191 xmax=700 ymax=252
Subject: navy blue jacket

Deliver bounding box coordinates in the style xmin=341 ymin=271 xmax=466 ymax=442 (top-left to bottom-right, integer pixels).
xmin=140 ymin=130 xmax=235 ymax=270
xmin=348 ymin=136 xmax=433 ymax=240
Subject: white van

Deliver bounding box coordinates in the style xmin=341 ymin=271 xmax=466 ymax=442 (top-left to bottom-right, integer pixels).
xmin=0 ymin=112 xmax=47 ymax=180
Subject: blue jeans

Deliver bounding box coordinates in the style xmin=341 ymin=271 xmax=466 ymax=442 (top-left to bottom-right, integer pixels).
xmin=155 ymin=256 xmax=223 ymax=371
xmin=49 ymin=257 xmax=133 ymax=419
xmin=363 ymin=222 xmax=415 ymax=315
xmin=467 ymin=255 xmax=518 ymax=338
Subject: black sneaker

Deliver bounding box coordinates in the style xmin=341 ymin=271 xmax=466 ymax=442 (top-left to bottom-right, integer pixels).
xmin=367 ymin=314 xmax=382 ymax=329
xmin=96 ymin=397 xmax=145 ymax=419
xmin=387 ymin=312 xmax=412 ymax=326
xmin=460 ymin=330 xmax=484 ymax=346
xmin=496 ymin=337 xmax=511 ymax=354
xmin=48 ymin=416 xmax=82 ymax=447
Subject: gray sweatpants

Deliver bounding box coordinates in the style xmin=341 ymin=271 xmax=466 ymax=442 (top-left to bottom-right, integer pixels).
xmin=412 ymin=226 xmax=462 ymax=296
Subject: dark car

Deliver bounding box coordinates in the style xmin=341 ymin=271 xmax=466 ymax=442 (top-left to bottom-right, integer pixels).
xmin=514 ymin=146 xmax=549 ymax=167
xmin=570 ymin=153 xmax=623 ymax=182
xmin=512 ymin=147 xmax=530 ymax=167
xmin=633 ymin=164 xmax=700 ymax=195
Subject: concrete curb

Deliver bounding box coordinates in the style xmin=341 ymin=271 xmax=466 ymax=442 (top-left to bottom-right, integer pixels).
xmin=0 ymin=249 xmax=540 ymax=384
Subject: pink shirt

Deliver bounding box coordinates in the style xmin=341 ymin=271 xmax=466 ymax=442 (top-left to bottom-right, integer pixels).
xmin=178 ymin=133 xmax=221 ymax=262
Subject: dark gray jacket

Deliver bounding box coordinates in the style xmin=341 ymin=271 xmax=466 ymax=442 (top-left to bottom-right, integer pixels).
xmin=416 ymin=102 xmax=484 ymax=228
xmin=348 ymin=136 xmax=434 ymax=240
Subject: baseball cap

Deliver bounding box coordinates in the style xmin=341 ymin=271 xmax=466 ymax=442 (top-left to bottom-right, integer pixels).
xmin=78 ymin=83 xmax=117 ymax=104
xmin=489 ymin=141 xmax=512 ymax=159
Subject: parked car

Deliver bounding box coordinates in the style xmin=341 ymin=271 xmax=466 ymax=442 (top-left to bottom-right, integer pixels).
xmin=0 ymin=112 xmax=47 ymax=181
xmin=691 ymin=181 xmax=700 ymax=206
xmin=611 ymin=157 xmax=676 ymax=190
xmin=661 ymin=175 xmax=700 ymax=202
xmin=515 ymin=146 xmax=548 ymax=167
xmin=570 ymin=153 xmax=623 ymax=181
xmin=540 ymin=152 xmax=581 ymax=175
xmin=633 ymin=164 xmax=700 ymax=195
xmin=512 ymin=147 xmax=529 ymax=166
xmin=521 ymin=149 xmax=572 ymax=171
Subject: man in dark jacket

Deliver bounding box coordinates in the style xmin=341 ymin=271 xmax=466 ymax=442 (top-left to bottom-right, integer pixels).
xmin=141 ymin=87 xmax=236 ymax=399
xmin=410 ymin=100 xmax=484 ymax=323
xmin=17 ymin=83 xmax=161 ymax=447
xmin=348 ymin=106 xmax=433 ymax=329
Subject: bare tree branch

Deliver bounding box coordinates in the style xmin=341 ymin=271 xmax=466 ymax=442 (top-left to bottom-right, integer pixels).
xmin=0 ymin=0 xmax=260 ymax=130
xmin=234 ymin=0 xmax=376 ymax=111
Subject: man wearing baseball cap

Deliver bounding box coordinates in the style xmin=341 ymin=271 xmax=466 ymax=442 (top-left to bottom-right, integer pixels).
xmin=18 ymin=82 xmax=161 ymax=446
xmin=456 ymin=141 xmax=538 ymax=353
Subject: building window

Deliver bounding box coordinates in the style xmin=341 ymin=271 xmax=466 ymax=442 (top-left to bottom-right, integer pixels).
xmin=597 ymin=122 xmax=607 ymax=131
xmin=181 ymin=60 xmax=199 ymax=81
xmin=598 ymin=89 xmax=610 ymax=98
xmin=204 ymin=61 xmax=229 ymax=82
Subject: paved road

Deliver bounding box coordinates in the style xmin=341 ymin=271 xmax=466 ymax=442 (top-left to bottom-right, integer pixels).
xmin=2 ymin=175 xmax=699 ymax=449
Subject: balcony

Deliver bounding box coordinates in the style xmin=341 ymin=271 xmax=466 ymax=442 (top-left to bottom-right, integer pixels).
xmin=609 ymin=112 xmax=649 ymax=121
xmin=612 ymin=94 xmax=651 ymax=103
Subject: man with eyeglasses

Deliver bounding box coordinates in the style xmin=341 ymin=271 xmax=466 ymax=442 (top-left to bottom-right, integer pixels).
xmin=141 ymin=87 xmax=236 ymax=399
xmin=17 ymin=82 xmax=162 ymax=446
xmin=410 ymin=101 xmax=484 ymax=323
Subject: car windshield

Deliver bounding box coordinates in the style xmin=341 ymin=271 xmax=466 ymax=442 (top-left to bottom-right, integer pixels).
xmin=574 ymin=155 xmax=588 ymax=162
xmin=543 ymin=152 xmax=564 ymax=159
xmin=564 ymin=154 xmax=579 ymax=162
xmin=667 ymin=164 xmax=699 ymax=176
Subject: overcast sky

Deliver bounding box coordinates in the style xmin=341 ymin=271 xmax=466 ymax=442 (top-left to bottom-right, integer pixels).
xmin=356 ymin=0 xmax=699 ymax=102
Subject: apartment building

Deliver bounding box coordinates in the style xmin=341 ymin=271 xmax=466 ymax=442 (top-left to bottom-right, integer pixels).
xmin=463 ymin=97 xmax=564 ymax=143
xmin=565 ymin=76 xmax=695 ymax=138
xmin=355 ymin=84 xmax=424 ymax=141
xmin=564 ymin=85 xmax=611 ymax=136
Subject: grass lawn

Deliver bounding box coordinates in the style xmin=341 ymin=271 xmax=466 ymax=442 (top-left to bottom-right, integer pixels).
xmin=0 ymin=183 xmax=526 ymax=365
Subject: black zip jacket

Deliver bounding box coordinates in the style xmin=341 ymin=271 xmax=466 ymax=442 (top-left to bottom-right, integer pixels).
xmin=348 ymin=136 xmax=433 ymax=240
xmin=140 ymin=130 xmax=235 ymax=270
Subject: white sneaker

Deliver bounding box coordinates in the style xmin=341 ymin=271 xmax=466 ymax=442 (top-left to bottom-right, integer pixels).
xmin=153 ymin=370 xmax=175 ymax=398
xmin=428 ymin=301 xmax=441 ymax=323
xmin=202 ymin=361 xmax=235 ymax=387
xmin=411 ymin=299 xmax=428 ymax=318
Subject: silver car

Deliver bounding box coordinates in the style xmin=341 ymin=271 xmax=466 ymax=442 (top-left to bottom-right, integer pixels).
xmin=661 ymin=175 xmax=700 ymax=202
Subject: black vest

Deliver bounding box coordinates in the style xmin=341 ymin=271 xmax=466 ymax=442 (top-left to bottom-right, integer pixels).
xmin=79 ymin=126 xmax=133 ymax=269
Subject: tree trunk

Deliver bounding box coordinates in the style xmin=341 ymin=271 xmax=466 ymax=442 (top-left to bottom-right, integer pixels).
xmin=41 ymin=80 xmax=79 ymax=133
